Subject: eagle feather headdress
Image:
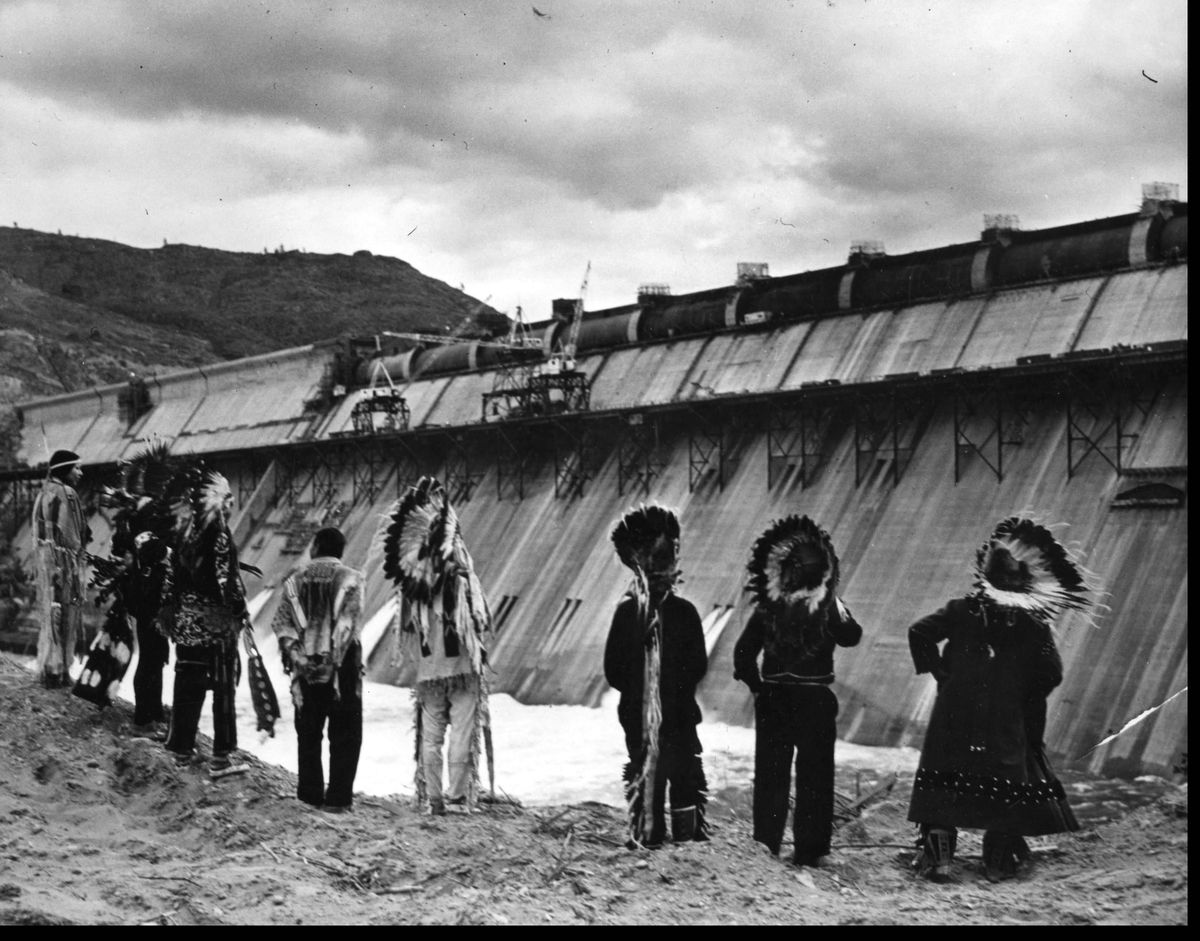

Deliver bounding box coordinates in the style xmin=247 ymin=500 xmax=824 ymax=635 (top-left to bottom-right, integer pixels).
xmin=972 ymin=516 xmax=1097 ymax=623
xmin=746 ymin=515 xmax=839 ymax=613
xmin=611 ymin=504 xmax=681 ymax=599
xmin=90 ymin=442 xmax=192 ymax=608
xmin=376 ymin=476 xmax=491 ymax=671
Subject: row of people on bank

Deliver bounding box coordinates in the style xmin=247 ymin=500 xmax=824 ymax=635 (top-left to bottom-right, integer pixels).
xmin=31 ymin=447 xmax=1096 ymax=881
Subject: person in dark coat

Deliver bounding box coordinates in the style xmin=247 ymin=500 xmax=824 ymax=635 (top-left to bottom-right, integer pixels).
xmin=605 ymin=504 xmax=709 ymax=848
xmin=161 ymin=469 xmax=250 ymax=780
xmin=907 ymin=517 xmax=1096 ymax=882
xmin=733 ymin=515 xmax=862 ymax=868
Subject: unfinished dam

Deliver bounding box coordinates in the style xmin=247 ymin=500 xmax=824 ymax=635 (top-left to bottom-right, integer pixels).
xmin=3 ymin=193 xmax=1188 ymax=780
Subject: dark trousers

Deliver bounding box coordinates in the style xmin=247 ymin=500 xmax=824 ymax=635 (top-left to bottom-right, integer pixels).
xmin=753 ymin=684 xmax=839 ymax=862
xmin=166 ymin=643 xmax=238 ymax=758
xmin=133 ymin=616 xmax=169 ymax=726
xmin=622 ymin=724 xmax=706 ymax=842
xmin=295 ymin=650 xmax=363 ymax=808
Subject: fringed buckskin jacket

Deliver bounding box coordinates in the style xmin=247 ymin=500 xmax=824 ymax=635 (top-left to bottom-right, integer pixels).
xmin=272 ymin=557 xmax=363 ymax=683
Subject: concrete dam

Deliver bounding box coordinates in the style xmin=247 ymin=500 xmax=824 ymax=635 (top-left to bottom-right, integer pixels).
xmin=4 ymin=196 xmax=1188 ymax=780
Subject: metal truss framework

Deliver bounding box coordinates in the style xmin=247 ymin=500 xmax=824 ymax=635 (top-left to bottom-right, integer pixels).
xmin=686 ymin=407 xmax=727 ymax=492
xmin=852 ymin=386 xmax=933 ymax=487
xmin=442 ymin=433 xmax=483 ymax=505
xmin=551 ymin=419 xmax=592 ymax=500
xmin=1064 ymin=360 xmax=1178 ymax=478
xmin=233 ymin=453 xmax=269 ymax=508
xmin=493 ymin=426 xmax=537 ymax=502
xmin=618 ymin=414 xmax=661 ymax=497
xmin=350 ymin=389 xmax=411 ymax=436
xmin=766 ymin=398 xmax=839 ymax=490
xmin=482 ymin=370 xmax=592 ymax=423
xmin=951 ymin=380 xmax=1037 ymax=483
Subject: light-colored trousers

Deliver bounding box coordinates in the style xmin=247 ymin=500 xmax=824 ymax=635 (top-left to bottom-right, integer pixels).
xmin=419 ymin=678 xmax=479 ymax=804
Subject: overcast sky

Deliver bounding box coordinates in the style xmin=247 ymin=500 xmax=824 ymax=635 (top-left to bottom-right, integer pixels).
xmin=0 ymin=0 xmax=1187 ymax=320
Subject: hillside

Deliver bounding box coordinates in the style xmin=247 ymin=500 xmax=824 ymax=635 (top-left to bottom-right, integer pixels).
xmin=0 ymin=227 xmax=504 ymax=467
xmin=0 ymin=227 xmax=506 ymax=361
xmin=0 ymin=655 xmax=1187 ymax=926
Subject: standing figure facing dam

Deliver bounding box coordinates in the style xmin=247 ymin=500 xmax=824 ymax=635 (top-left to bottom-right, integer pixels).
xmin=272 ymin=526 xmax=365 ymax=813
xmin=377 ymin=476 xmax=494 ymax=816
xmin=162 ymin=468 xmax=250 ymax=779
xmin=31 ymin=449 xmax=90 ymax=688
xmin=605 ymin=504 xmax=709 ymax=848
xmin=908 ymin=517 xmax=1095 ymax=883
xmin=734 ymin=516 xmax=862 ymax=868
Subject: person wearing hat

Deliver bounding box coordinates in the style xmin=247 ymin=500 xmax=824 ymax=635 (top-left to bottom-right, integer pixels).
xmin=31 ymin=449 xmax=91 ymax=687
xmin=907 ymin=517 xmax=1093 ymax=882
xmin=271 ymin=527 xmax=364 ymax=812
xmin=733 ymin=516 xmax=863 ymax=869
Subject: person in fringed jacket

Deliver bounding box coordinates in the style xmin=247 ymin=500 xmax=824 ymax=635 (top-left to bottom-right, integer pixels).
xmin=733 ymin=516 xmax=862 ymax=868
xmin=377 ymin=477 xmax=494 ymax=815
xmin=31 ymin=449 xmax=91 ymax=688
xmin=272 ymin=527 xmax=364 ymax=812
xmin=907 ymin=516 xmax=1096 ymax=882
xmin=605 ymin=504 xmax=710 ymax=849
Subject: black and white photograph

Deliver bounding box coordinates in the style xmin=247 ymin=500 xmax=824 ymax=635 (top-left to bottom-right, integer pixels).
xmin=0 ymin=0 xmax=1186 ymax=926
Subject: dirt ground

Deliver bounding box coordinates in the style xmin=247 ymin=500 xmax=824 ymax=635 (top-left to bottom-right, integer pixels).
xmin=0 ymin=654 xmax=1186 ymax=925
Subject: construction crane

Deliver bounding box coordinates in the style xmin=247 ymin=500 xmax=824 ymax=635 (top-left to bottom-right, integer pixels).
xmin=380 ymin=297 xmax=541 ymax=351
xmin=545 ymin=261 xmax=590 ymax=374
xmin=380 ymin=330 xmax=541 ymax=350
xmin=564 ymin=261 xmax=590 ymax=362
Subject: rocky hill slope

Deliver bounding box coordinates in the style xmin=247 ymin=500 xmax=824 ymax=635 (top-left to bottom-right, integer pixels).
xmin=0 ymin=655 xmax=1187 ymax=926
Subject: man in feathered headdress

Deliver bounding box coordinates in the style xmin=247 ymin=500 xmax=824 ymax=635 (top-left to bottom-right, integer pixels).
xmin=77 ymin=443 xmax=178 ymax=733
xmin=907 ymin=517 xmax=1093 ymax=882
xmin=271 ymin=527 xmax=364 ymax=812
xmin=31 ymin=449 xmax=91 ymax=688
xmin=605 ymin=504 xmax=709 ymax=848
xmin=733 ymin=516 xmax=862 ymax=868
xmin=377 ymin=477 xmax=493 ymax=815
xmin=160 ymin=466 xmax=252 ymax=779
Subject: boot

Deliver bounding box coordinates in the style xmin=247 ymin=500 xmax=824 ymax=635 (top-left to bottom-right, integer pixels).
xmin=917 ymin=826 xmax=956 ymax=883
xmin=671 ymin=805 xmax=711 ymax=843
xmin=672 ymin=806 xmax=697 ymax=842
xmin=983 ymin=831 xmax=1030 ymax=881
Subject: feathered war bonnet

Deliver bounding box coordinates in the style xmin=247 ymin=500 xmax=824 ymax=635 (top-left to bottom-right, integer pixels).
xmin=972 ymin=516 xmax=1097 ymax=623
xmin=746 ymin=515 xmax=839 ymax=613
xmin=611 ymin=504 xmax=681 ymax=594
xmin=376 ymin=476 xmax=490 ymax=668
xmin=379 ymin=475 xmax=456 ymax=604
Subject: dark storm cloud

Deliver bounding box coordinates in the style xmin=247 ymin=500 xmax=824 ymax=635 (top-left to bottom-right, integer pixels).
xmin=2 ymin=2 xmax=728 ymax=202
xmin=0 ymin=2 xmax=860 ymax=209
xmin=1 ymin=1 xmax=1186 ymax=218
xmin=0 ymin=1 xmax=1186 ymax=311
